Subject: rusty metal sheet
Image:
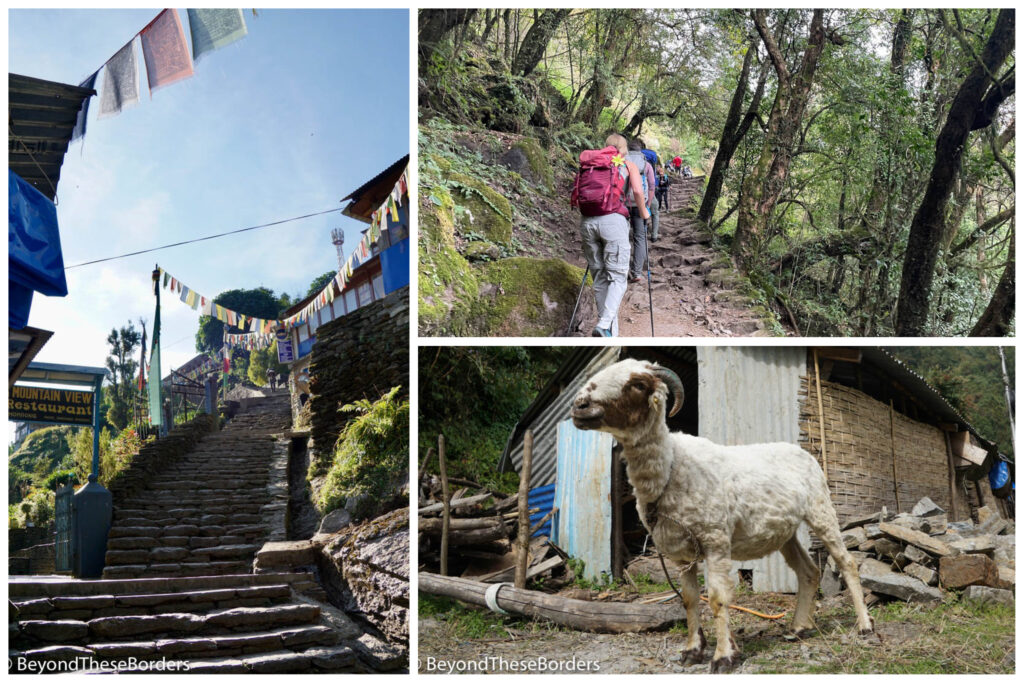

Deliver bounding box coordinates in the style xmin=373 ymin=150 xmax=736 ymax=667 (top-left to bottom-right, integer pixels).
xmin=553 ymin=420 xmax=614 ymax=582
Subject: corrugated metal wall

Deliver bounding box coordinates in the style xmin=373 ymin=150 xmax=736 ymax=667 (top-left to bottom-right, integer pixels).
xmin=507 ymin=347 xmax=621 ymax=486
xmin=697 ymin=346 xmax=809 ymax=593
xmin=553 ymin=420 xmax=614 ymax=581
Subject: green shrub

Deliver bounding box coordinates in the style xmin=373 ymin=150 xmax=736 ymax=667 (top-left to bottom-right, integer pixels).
xmin=315 ymin=386 xmax=409 ymax=518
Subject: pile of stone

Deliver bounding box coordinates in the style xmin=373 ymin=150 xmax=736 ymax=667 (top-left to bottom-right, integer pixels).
xmin=819 ymin=497 xmax=1014 ymax=607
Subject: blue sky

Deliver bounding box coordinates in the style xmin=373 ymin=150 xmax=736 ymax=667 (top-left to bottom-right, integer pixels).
xmin=9 ymin=8 xmax=409 ymax=377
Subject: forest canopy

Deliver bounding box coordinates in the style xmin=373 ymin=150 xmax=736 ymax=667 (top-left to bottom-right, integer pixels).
xmin=419 ymin=9 xmax=1015 ymax=337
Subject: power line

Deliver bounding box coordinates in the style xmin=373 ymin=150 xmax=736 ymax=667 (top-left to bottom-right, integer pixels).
xmin=64 ymin=207 xmax=342 ymax=270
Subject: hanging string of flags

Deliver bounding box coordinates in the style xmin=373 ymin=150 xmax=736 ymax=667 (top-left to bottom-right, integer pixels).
xmin=75 ymin=9 xmax=249 ymax=140
xmin=156 ymin=168 xmax=408 ymax=350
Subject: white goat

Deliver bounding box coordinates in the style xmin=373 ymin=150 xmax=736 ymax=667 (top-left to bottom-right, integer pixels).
xmin=571 ymin=359 xmax=874 ymax=673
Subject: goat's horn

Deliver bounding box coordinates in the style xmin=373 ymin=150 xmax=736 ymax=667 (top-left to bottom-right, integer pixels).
xmin=647 ymin=364 xmax=684 ymax=417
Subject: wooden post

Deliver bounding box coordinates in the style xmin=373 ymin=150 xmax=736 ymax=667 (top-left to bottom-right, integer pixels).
xmin=438 ymin=435 xmax=450 ymax=577
xmin=812 ymin=349 xmax=829 ymax=484
xmin=943 ymin=430 xmax=959 ymax=521
xmin=610 ymin=444 xmax=623 ymax=581
xmin=888 ymin=400 xmax=901 ymax=512
xmin=515 ymin=429 xmax=534 ymax=589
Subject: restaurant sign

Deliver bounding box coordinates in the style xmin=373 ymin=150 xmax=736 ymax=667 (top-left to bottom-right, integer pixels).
xmin=9 ymin=385 xmax=94 ymax=425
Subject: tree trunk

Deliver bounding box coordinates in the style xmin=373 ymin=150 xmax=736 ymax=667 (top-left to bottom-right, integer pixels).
xmin=512 ymin=9 xmax=571 ymax=77
xmin=969 ymin=230 xmax=1014 ymax=336
xmin=733 ymin=10 xmax=827 ymax=266
xmin=895 ymin=9 xmax=1015 ymax=335
xmin=698 ymin=38 xmax=765 ymax=225
xmin=419 ymin=9 xmax=477 ymax=63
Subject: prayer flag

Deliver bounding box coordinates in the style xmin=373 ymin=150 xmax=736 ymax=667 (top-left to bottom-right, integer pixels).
xmin=72 ymin=70 xmax=99 ymax=141
xmin=188 ymin=9 xmax=248 ymax=62
xmin=99 ymin=40 xmax=140 ymax=117
xmin=163 ymin=271 xmax=170 ymax=288
xmin=140 ymin=9 xmax=194 ymax=93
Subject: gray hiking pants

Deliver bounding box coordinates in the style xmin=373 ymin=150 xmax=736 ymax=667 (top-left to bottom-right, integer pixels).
xmin=580 ymin=212 xmax=631 ymax=336
xmin=629 ymin=207 xmax=648 ymax=280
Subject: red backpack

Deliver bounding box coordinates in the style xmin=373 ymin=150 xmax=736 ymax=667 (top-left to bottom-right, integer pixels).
xmin=571 ymin=146 xmax=629 ymax=218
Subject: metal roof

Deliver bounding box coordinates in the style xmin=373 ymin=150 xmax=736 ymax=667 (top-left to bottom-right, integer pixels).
xmin=340 ymin=154 xmax=409 ymax=223
xmin=9 ymin=73 xmax=96 ymax=200
xmin=9 ymin=327 xmax=54 ymax=384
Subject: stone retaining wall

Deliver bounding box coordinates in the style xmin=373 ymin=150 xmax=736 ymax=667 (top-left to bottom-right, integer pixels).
xmin=307 ymin=287 xmax=409 ymax=453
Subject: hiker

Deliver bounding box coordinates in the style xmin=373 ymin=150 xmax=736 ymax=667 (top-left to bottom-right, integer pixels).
xmin=671 ymin=155 xmax=682 ymax=175
xmin=683 ymin=164 xmax=693 ymax=178
xmin=266 ymin=367 xmax=277 ymax=392
xmin=626 ymin=138 xmax=655 ymax=283
xmin=642 ymin=146 xmax=661 ymax=242
xmin=571 ymin=133 xmax=650 ymax=337
xmin=655 ymin=165 xmax=671 ymax=211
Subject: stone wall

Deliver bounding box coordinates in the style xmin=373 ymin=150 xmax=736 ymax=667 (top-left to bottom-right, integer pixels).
xmin=307 ymin=287 xmax=409 ymax=452
xmin=799 ymin=378 xmax=974 ymax=523
xmin=10 ymin=527 xmax=51 ymax=553
xmin=106 ymin=414 xmax=219 ymax=508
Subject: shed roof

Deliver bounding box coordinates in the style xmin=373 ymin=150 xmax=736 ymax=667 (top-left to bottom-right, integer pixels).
xmin=340 ymin=154 xmax=409 ymax=223
xmin=9 ymin=73 xmax=95 ymax=200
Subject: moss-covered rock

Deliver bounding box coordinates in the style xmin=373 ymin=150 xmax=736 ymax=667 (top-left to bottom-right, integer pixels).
xmin=462 ymin=241 xmax=501 ymax=262
xmin=418 ymin=184 xmax=481 ymax=335
xmin=500 ymin=138 xmax=554 ymax=192
xmin=470 ymin=257 xmax=586 ymax=336
xmin=448 ymin=172 xmax=513 ymax=243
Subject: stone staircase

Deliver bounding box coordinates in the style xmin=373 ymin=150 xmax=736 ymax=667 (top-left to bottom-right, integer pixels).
xmin=9 ymin=396 xmax=404 ymax=673
xmin=103 ymin=396 xmax=291 ymax=579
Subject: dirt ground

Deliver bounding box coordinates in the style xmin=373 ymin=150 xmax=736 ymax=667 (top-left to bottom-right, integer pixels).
xmin=418 ymin=591 xmax=1015 ymax=675
xmin=567 ymin=177 xmax=789 ymax=338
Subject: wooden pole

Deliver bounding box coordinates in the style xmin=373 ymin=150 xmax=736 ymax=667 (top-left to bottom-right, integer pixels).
xmin=943 ymin=429 xmax=959 ymax=521
xmin=812 ymin=349 xmax=829 ymax=484
xmin=515 ymin=429 xmax=534 ymax=589
xmin=439 ymin=434 xmax=450 ymax=576
xmin=888 ymin=400 xmax=901 ymax=512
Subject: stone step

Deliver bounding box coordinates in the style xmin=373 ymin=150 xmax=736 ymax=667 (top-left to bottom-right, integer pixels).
xmin=105 ymin=544 xmax=261 ymax=567
xmin=102 ymin=561 xmax=253 ymax=579
xmin=13 ymin=629 xmax=351 ymax=672
xmin=10 ymin=573 xmax=315 ymax=599
xmin=12 ymin=584 xmax=294 ymax=621
xmin=108 ymin=524 xmax=267 ymax=540
xmin=14 ymin=604 xmax=322 ymax=646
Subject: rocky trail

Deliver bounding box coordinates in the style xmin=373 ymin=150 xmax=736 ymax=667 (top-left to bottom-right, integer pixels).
xmin=570 ymin=176 xmax=787 ymax=337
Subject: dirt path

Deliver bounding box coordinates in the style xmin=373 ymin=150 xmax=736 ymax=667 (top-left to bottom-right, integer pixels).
xmin=571 ymin=177 xmax=784 ymax=337
xmin=419 ymin=593 xmax=1014 ymax=675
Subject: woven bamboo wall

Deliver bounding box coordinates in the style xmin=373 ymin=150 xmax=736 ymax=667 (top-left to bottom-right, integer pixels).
xmin=799 ymin=377 xmax=971 ymax=523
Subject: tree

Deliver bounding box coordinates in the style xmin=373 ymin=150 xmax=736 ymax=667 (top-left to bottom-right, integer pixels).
xmin=697 ymin=36 xmax=768 ymax=225
xmin=419 ymin=9 xmax=477 ymax=66
xmin=896 ymin=9 xmax=1015 ymax=335
xmin=733 ymin=9 xmax=831 ymax=265
xmin=306 ymin=271 xmax=336 ymax=298
xmin=195 ymin=287 xmax=283 ymax=354
xmin=105 ymin=322 xmax=141 ymax=430
xmin=247 ymin=341 xmax=289 ymax=387
xmin=970 ymin=230 xmax=1015 ymax=336
xmin=512 ymin=9 xmax=572 ymax=77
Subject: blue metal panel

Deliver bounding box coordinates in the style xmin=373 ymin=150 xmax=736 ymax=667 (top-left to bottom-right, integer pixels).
xmin=554 ymin=420 xmax=613 ymax=581
xmin=528 ymin=484 xmax=556 ymax=538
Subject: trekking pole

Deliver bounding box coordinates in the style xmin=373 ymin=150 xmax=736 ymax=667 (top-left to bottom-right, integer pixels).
xmin=645 ymin=220 xmax=654 ymax=336
xmin=566 ymin=264 xmax=590 ymax=336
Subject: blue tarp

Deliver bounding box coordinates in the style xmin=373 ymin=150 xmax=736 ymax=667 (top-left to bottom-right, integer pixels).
xmin=9 ymin=170 xmax=67 ymax=328
xmin=381 ymin=237 xmax=409 ymax=294
xmin=528 ymin=483 xmax=556 ymax=538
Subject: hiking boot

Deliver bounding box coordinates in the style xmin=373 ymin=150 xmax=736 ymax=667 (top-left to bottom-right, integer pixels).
xmin=591 ymin=326 xmax=612 ymax=338
xmin=629 ymin=276 xmax=643 ymax=284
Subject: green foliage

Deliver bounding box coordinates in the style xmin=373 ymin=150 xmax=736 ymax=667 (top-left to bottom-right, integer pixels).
xmin=306 ymin=271 xmax=336 ymax=298
xmin=419 ymin=347 xmax=572 ymax=494
xmin=66 ymin=427 xmax=113 ymax=485
xmin=247 ymin=341 xmax=289 ymax=387
xmin=8 ymin=426 xmax=74 ymax=504
xmin=105 ymin=321 xmax=142 ymax=431
xmin=314 ymin=386 xmax=409 ymax=519
xmin=10 ymin=488 xmax=55 ymax=529
xmin=195 ymin=288 xmax=286 ymax=380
